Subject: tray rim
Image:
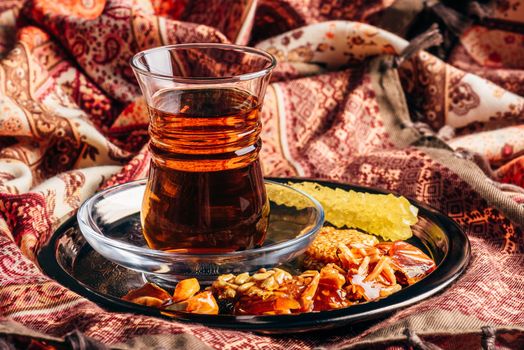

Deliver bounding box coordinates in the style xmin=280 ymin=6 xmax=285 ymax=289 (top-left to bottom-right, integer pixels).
xmin=38 ymin=177 xmax=471 ymax=334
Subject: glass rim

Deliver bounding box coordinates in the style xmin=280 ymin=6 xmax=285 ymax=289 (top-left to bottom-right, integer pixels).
xmin=130 ymin=43 xmax=277 ymax=83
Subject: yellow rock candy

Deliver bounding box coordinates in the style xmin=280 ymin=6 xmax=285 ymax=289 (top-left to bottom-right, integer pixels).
xmin=271 ymin=182 xmax=418 ymax=241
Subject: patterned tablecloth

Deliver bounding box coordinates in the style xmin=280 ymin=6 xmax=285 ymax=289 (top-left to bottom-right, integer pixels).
xmin=0 ymin=0 xmax=523 ymax=349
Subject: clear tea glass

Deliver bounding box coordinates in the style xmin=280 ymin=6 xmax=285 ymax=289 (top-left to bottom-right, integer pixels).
xmin=131 ymin=44 xmax=276 ymax=253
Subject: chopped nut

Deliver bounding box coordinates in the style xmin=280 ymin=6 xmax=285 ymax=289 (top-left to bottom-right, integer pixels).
xmin=273 ymin=269 xmax=286 ymax=284
xmin=245 ymin=286 xmax=265 ymax=298
xmin=338 ymin=243 xmax=357 ymax=268
xmin=237 ymin=282 xmax=255 ymax=292
xmin=223 ymin=288 xmax=237 ymax=299
xmin=357 ymin=256 xmax=370 ymax=276
xmin=382 ymin=262 xmax=397 ymax=285
xmin=300 ymin=270 xmax=320 ymax=277
xmin=273 ymin=270 xmax=293 ymax=285
xmin=225 ymin=282 xmax=239 ymax=290
xmin=252 ymin=271 xmax=274 ymax=281
xmin=368 ymin=254 xmax=381 ymax=263
xmin=218 ymin=274 xmax=235 ymax=282
xmin=365 ymin=256 xmax=388 ymax=282
xmin=234 ymin=272 xmax=250 ymax=285
xmin=261 ymin=276 xmax=278 ymax=290
xmin=299 ymin=271 xmax=320 ymax=312
xmin=214 ymin=280 xmax=227 ymax=288
xmin=331 ymin=264 xmax=346 ymax=274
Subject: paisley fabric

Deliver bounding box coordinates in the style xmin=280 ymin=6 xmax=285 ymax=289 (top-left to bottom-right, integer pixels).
xmin=0 ymin=0 xmax=523 ymax=349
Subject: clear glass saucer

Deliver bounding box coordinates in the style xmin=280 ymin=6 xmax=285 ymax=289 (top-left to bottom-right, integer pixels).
xmin=77 ymin=179 xmax=324 ymax=286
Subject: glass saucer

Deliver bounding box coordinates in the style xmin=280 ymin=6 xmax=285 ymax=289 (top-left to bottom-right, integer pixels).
xmin=77 ymin=179 xmax=324 ymax=286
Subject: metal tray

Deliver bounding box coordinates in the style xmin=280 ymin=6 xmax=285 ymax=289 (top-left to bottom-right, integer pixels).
xmin=38 ymin=178 xmax=470 ymax=334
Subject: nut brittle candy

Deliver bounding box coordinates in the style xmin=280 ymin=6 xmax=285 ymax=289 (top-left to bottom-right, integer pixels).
xmin=212 ymin=268 xmax=317 ymax=315
xmin=376 ymin=241 xmax=436 ymax=285
xmin=121 ymin=228 xmax=436 ymax=316
xmin=303 ymin=227 xmax=379 ymax=269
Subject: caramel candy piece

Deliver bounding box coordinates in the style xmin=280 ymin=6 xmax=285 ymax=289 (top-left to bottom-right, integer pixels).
xmin=376 ymin=241 xmax=436 ymax=285
xmin=311 ymin=265 xmax=351 ymax=311
xmin=122 ymin=283 xmax=171 ymax=303
xmin=186 ymin=291 xmax=219 ymax=315
xmin=235 ymin=295 xmax=301 ymax=315
xmin=130 ymin=296 xmax=164 ymax=308
xmin=173 ymin=278 xmax=200 ymax=302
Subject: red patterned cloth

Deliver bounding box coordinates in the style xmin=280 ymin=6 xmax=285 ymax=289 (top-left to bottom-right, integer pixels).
xmin=0 ymin=0 xmax=523 ymax=349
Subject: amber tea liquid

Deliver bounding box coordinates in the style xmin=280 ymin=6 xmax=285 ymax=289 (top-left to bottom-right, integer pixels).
xmin=141 ymin=88 xmax=269 ymax=253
